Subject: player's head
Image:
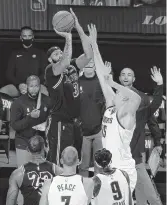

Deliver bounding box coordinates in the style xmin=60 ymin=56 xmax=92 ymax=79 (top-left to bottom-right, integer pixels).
xmin=94 ymin=148 xmax=112 ymax=170
xmin=119 ymin=67 xmax=135 ymax=88
xmin=60 ymin=146 xmax=79 ymax=167
xmin=28 ymin=135 xmax=44 ymax=154
xmin=47 ymin=46 xmax=63 ymax=63
xmin=20 ymin=26 xmax=34 ymax=47
xmin=83 ymin=59 xmax=95 ymax=76
xmin=26 ymin=75 xmax=40 ymax=98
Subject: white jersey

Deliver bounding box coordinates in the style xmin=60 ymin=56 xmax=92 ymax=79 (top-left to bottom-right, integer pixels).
xmin=102 ymin=106 xmax=135 ymax=169
xmin=48 ymin=174 xmax=88 ymax=205
xmin=94 ymin=168 xmax=132 ymax=205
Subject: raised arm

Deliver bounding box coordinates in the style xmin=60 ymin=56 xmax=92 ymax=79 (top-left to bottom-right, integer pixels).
xmin=70 ymin=8 xmax=92 ymax=69
xmin=6 ymin=167 xmax=23 ymax=205
xmin=139 ymin=67 xmax=163 ymax=120
xmin=51 ymin=30 xmax=72 ymax=76
xmin=88 ymin=24 xmax=115 ymax=108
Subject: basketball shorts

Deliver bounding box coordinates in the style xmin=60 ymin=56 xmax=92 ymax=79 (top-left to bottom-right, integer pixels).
xmin=45 ymin=115 xmax=83 ymax=165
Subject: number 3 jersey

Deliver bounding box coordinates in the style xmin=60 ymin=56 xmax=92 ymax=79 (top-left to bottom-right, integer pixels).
xmin=93 ymin=168 xmax=132 ymax=205
xmin=20 ymin=161 xmax=55 ymax=205
xmin=45 ymin=59 xmax=80 ymax=121
xmin=48 ymin=174 xmax=88 ymax=205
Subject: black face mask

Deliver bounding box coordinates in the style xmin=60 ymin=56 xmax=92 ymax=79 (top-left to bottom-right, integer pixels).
xmin=22 ymin=39 xmax=33 ymax=47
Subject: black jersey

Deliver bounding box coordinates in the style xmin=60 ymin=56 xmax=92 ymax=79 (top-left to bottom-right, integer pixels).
xmin=20 ymin=161 xmax=55 ymax=205
xmin=45 ymin=59 xmax=80 ymax=122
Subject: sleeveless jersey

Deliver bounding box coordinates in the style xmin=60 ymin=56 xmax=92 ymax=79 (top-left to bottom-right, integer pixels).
xmin=93 ymin=168 xmax=132 ymax=205
xmin=48 ymin=174 xmax=88 ymax=205
xmin=102 ymin=106 xmax=135 ymax=169
xmin=20 ymin=161 xmax=55 ymax=205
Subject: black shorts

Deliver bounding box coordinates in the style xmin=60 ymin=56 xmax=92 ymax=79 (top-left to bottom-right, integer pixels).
xmin=46 ymin=115 xmax=83 ymax=165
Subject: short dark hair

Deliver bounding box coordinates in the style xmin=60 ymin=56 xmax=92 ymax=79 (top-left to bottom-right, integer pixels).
xmin=21 ymin=26 xmax=33 ymax=33
xmin=94 ymin=148 xmax=112 ymax=168
xmin=47 ymin=46 xmax=61 ymax=58
xmin=26 ymin=75 xmax=40 ymax=85
xmin=28 ymin=135 xmax=44 ymax=154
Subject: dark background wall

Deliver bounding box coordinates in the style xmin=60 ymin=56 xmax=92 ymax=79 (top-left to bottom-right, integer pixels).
xmin=0 ymin=37 xmax=165 ymax=94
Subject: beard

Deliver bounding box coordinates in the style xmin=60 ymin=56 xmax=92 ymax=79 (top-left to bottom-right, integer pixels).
xmin=28 ymin=91 xmax=39 ymax=99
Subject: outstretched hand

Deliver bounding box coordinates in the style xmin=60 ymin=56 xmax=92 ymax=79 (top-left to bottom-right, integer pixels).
xmin=151 ymin=66 xmax=163 ymax=85
xmin=88 ymin=24 xmax=97 ymax=43
xmin=70 ymin=8 xmax=80 ymax=29
xmin=53 ymin=27 xmax=72 ymax=39
xmin=104 ymin=61 xmax=112 ymax=75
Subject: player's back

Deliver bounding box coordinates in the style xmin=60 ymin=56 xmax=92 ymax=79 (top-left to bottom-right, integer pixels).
xmin=20 ymin=161 xmax=55 ymax=205
xmin=48 ymin=174 xmax=88 ymax=205
xmin=93 ymin=168 xmax=131 ymax=205
xmin=102 ymin=106 xmax=135 ymax=168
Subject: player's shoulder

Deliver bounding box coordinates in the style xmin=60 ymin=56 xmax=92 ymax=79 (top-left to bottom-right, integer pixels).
xmin=9 ymin=166 xmax=24 ymax=183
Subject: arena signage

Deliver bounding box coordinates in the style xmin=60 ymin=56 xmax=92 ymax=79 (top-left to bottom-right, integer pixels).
xmin=142 ymin=15 xmax=167 ymax=25
xmin=47 ymin=5 xmax=166 ymax=34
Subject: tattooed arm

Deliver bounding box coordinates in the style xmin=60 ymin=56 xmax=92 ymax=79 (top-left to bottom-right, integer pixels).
xmin=52 ymin=29 xmax=72 ymax=76
xmin=6 ymin=167 xmax=24 ymax=205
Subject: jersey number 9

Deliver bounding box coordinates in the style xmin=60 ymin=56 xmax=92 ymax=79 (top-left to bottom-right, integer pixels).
xmin=110 ymin=181 xmax=122 ymax=200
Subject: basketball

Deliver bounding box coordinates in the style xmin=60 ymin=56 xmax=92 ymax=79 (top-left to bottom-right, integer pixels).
xmin=52 ymin=11 xmax=75 ymax=32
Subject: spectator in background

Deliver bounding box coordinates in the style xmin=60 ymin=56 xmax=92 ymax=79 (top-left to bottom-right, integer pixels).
xmin=0 ymin=26 xmax=48 ymax=97
xmin=10 ymin=75 xmax=51 ymax=167
xmin=79 ymin=59 xmax=105 ymax=177
xmin=119 ymin=67 xmax=163 ymax=205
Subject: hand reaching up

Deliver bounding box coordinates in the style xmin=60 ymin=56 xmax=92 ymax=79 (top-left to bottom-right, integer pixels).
xmin=88 ymin=24 xmax=97 ymax=44
xmin=151 ymin=66 xmax=163 ymax=85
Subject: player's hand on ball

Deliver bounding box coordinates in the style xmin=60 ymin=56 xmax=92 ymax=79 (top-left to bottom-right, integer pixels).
xmin=150 ymin=66 xmax=163 ymax=85
xmin=53 ymin=27 xmax=72 ymax=39
xmin=30 ymin=109 xmax=40 ymax=118
xmin=88 ymin=24 xmax=97 ymax=43
xmin=70 ymin=8 xmax=80 ymax=29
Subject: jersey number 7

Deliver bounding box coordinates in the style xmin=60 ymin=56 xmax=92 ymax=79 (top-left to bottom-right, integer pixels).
xmin=61 ymin=196 xmax=71 ymax=205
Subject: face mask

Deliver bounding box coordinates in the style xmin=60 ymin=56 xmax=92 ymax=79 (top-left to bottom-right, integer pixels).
xmin=22 ymin=39 xmax=33 ymax=47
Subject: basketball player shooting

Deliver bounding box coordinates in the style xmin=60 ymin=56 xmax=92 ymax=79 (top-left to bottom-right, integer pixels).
xmin=45 ymin=8 xmax=92 ymax=164
xmin=93 ymin=148 xmax=133 ymax=205
xmin=88 ymin=24 xmax=141 ymax=195
xmin=39 ymin=146 xmax=94 ymax=205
